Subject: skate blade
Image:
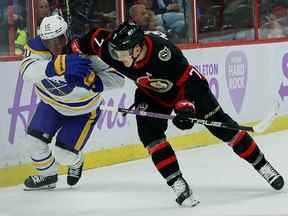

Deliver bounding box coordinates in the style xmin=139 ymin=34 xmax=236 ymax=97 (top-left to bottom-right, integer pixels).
xmin=181 ymin=198 xmax=200 ymax=207
xmin=182 ymin=189 xmax=200 ymax=207
xmin=177 ymin=190 xmax=200 ymax=207
xmin=24 ymin=183 xmax=56 ymax=191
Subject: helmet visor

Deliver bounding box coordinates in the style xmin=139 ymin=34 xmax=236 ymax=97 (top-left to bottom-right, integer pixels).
xmin=42 ymin=34 xmax=67 ymax=55
xmin=108 ymin=42 xmax=133 ymax=61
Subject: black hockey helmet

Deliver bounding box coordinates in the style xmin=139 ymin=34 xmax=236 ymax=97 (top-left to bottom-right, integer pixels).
xmin=109 ymin=21 xmax=144 ymax=51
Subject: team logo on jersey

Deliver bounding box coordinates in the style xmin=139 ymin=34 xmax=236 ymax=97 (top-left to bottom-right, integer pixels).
xmin=136 ymin=102 xmax=149 ymax=111
xmin=41 ymin=78 xmax=74 ymax=96
xmin=137 ymin=76 xmax=173 ymax=93
xmin=158 ymin=46 xmax=171 ymax=62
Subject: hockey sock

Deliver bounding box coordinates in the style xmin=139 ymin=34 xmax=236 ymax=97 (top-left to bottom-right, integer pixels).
xmin=31 ymin=150 xmax=57 ymax=176
xmin=147 ymin=140 xmax=182 ymax=186
xmin=229 ymin=131 xmax=267 ymax=169
xmin=28 ymin=135 xmax=58 ymax=176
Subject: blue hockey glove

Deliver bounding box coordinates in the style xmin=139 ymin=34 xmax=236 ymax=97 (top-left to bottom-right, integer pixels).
xmin=84 ymin=72 xmax=104 ymax=92
xmin=46 ymin=54 xmax=92 ymax=78
xmin=65 ymin=71 xmax=95 ymax=88
xmin=65 ymin=71 xmax=104 ymax=92
xmin=172 ymin=100 xmax=196 ymax=130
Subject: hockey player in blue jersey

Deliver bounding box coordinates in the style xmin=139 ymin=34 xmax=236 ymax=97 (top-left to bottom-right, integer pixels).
xmin=20 ymin=15 xmax=125 ymax=190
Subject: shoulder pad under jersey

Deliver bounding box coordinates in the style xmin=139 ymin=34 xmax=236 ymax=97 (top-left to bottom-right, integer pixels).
xmin=26 ymin=36 xmax=50 ymax=54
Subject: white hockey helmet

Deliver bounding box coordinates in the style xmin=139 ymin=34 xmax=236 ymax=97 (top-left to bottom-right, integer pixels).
xmin=39 ymin=15 xmax=68 ymax=40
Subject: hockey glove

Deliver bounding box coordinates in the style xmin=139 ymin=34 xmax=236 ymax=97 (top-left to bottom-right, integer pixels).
xmin=66 ymin=71 xmax=104 ymax=92
xmin=46 ymin=54 xmax=92 ymax=78
xmin=84 ymin=72 xmax=104 ymax=92
xmin=172 ymin=100 xmax=196 ymax=130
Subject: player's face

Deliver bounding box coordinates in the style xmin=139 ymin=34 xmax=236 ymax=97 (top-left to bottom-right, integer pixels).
xmin=42 ymin=34 xmax=67 ymax=55
xmin=109 ymin=45 xmax=134 ymax=67
xmin=115 ymin=50 xmax=134 ymax=67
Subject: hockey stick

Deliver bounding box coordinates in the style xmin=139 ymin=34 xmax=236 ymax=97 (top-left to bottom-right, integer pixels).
xmin=100 ymin=102 xmax=279 ymax=133
xmin=252 ymin=100 xmax=280 ymax=133
xmin=65 ymin=0 xmax=72 ymax=38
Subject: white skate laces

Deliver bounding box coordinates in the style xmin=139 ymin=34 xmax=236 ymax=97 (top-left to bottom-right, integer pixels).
xmin=67 ymin=154 xmax=84 ymax=186
xmin=69 ymin=166 xmax=82 ymax=178
xmin=31 ymin=175 xmax=45 ymax=184
xmin=171 ymin=177 xmax=200 ymax=207
xmin=24 ymin=174 xmax=58 ymax=191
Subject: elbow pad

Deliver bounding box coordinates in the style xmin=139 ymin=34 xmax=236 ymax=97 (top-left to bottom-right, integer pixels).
xmin=77 ymin=28 xmax=111 ymax=55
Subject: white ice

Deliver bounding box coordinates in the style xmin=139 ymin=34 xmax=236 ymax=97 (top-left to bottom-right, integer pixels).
xmin=1 ymin=131 xmax=288 ymax=216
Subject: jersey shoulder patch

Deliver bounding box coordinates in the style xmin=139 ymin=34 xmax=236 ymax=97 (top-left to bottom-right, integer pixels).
xmin=158 ymin=46 xmax=171 ymax=62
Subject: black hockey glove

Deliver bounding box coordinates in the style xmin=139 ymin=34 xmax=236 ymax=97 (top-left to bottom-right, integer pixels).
xmin=172 ymin=100 xmax=196 ymax=130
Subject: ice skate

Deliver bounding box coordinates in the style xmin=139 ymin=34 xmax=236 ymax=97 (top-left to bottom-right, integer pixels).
xmin=24 ymin=174 xmax=58 ymax=191
xmin=171 ymin=176 xmax=200 ymax=207
xmin=67 ymin=155 xmax=84 ymax=186
xmin=256 ymin=161 xmax=284 ymax=190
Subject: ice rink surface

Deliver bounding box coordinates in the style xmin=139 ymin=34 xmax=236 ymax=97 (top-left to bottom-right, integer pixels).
xmin=1 ymin=130 xmax=287 ymax=216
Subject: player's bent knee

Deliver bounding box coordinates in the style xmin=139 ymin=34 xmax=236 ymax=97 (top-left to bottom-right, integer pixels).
xmin=27 ymin=128 xmax=52 ymax=144
xmin=26 ymin=135 xmax=51 ymax=160
xmin=221 ymin=130 xmax=239 ymax=142
xmin=54 ymin=144 xmax=80 ymax=166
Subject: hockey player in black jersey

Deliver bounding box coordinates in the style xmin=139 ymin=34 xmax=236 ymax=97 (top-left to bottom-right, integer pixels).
xmin=71 ymin=22 xmax=284 ymax=206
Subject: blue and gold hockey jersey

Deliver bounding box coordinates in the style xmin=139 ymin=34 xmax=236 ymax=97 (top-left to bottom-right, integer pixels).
xmin=20 ymin=36 xmax=125 ymax=116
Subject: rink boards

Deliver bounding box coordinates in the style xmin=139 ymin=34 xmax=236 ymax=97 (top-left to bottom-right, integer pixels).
xmin=1 ymin=42 xmax=288 ymax=187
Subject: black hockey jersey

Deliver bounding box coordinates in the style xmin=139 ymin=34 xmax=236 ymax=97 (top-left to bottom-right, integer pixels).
xmin=76 ymin=29 xmax=194 ymax=107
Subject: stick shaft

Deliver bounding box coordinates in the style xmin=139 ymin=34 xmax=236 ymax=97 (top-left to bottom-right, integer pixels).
xmin=101 ymin=106 xmax=254 ymax=132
